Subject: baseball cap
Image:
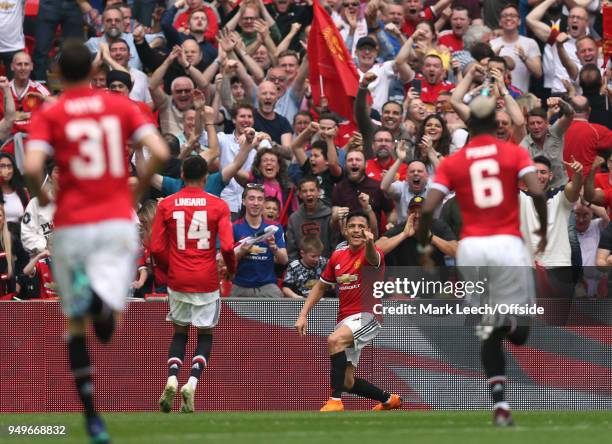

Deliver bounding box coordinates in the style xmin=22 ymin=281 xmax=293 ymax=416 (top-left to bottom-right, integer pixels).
xmin=408 ymin=196 xmax=424 ymax=208
xmin=356 ymin=36 xmax=377 ymax=50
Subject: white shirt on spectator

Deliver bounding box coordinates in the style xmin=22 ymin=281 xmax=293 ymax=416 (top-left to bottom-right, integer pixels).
xmin=85 ymin=33 xmax=159 ymax=71
xmin=0 ymin=0 xmax=25 ymax=52
xmin=199 ymin=131 xmax=256 ymax=213
xmin=358 ymin=61 xmax=397 ymax=113
xmin=490 ymin=35 xmax=541 ymax=93
xmin=578 ymin=218 xmax=604 ymax=267
xmin=520 ymin=190 xmax=572 ymax=267
xmin=389 ymin=181 xmax=429 ymax=224
xmin=128 ymin=67 xmax=152 ymax=107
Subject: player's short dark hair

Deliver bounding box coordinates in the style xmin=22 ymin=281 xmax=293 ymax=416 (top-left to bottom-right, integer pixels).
xmin=59 ymin=39 xmax=93 ymax=82
xmin=527 ymin=108 xmax=547 ymax=120
xmin=300 ymin=235 xmax=324 ymax=254
xmin=182 ymin=155 xmax=208 ymax=181
xmin=298 ymin=176 xmax=320 ymax=191
xmin=533 ymin=155 xmax=552 ymax=170
xmin=231 ymin=101 xmax=255 ymax=119
xmin=467 ymin=113 xmax=497 ymax=136
xmin=310 ymin=140 xmax=328 ymax=159
xmin=345 ymin=210 xmax=370 ymax=227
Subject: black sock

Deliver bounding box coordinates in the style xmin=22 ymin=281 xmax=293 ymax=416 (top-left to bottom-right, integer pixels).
xmin=89 ymin=292 xmax=115 ymax=344
xmin=189 ymin=333 xmax=213 ymax=380
xmin=348 ymin=378 xmax=390 ymax=403
xmin=68 ymin=335 xmax=96 ymax=418
xmin=481 ymin=327 xmax=508 ymax=405
xmin=330 ymin=351 xmax=347 ymax=399
xmin=168 ymin=332 xmax=188 ymax=378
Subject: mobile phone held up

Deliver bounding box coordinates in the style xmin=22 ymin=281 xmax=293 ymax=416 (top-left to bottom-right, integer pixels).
xmin=412 ymin=79 xmax=422 ymax=95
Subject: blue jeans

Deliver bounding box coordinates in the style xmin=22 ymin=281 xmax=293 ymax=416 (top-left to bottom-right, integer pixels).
xmin=32 ymin=1 xmax=84 ymax=82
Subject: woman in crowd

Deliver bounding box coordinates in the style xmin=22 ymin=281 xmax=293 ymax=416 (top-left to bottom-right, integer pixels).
xmin=248 ymin=147 xmax=298 ymax=224
xmin=0 ymin=153 xmax=29 ymax=236
xmin=413 ymin=114 xmax=452 ymax=174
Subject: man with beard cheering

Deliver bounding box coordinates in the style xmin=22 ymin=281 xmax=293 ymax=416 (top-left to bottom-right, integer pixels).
xmin=332 ymin=149 xmax=393 ymax=236
xmin=356 ymin=72 xmax=411 ymax=161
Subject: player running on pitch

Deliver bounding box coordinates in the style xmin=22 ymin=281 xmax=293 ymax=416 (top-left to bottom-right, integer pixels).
xmin=24 ymin=39 xmax=169 ymax=443
xmin=151 ymin=152 xmax=236 ymax=413
xmin=417 ymin=94 xmax=548 ymax=426
xmin=295 ymin=209 xmax=401 ymax=412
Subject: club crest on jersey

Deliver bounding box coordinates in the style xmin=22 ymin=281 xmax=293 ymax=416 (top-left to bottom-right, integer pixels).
xmin=337 ymin=273 xmax=358 ymax=285
xmin=249 ymin=245 xmax=267 ymax=255
xmin=353 ymin=259 xmax=362 ymax=270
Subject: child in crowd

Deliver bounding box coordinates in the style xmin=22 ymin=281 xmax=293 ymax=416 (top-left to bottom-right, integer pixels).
xmin=282 ymin=235 xmax=331 ymax=298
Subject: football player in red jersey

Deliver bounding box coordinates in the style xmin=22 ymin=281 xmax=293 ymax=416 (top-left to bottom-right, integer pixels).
xmin=295 ymin=210 xmax=401 ymax=412
xmin=24 ymin=39 xmax=169 ymax=444
xmin=417 ymin=94 xmax=548 ymax=427
xmin=151 ymin=154 xmax=236 ymax=413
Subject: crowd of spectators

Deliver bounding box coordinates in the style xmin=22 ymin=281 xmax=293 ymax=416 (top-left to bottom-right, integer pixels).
xmin=0 ymin=0 xmax=611 ymax=300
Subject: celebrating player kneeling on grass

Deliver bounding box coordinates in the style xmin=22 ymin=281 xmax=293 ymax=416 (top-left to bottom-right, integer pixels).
xmin=295 ymin=210 xmax=401 ymax=412
xmin=151 ymin=154 xmax=236 ymax=413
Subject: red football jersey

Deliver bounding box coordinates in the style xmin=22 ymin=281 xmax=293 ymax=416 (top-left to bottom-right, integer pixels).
xmin=438 ymin=31 xmax=463 ymax=52
xmin=0 ymin=79 xmax=50 ymax=133
xmin=320 ymin=244 xmax=385 ymax=323
xmin=26 ymin=87 xmax=156 ymax=227
xmin=36 ymin=259 xmax=58 ymax=300
xmin=150 ymin=186 xmax=236 ymax=293
xmin=432 ymin=135 xmax=535 ymax=239
xmin=366 ymin=158 xmax=407 ymax=182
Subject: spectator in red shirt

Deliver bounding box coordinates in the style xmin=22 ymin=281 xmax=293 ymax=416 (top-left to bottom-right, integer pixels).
xmin=171 ymin=0 xmax=219 ymax=43
xmin=564 ymin=96 xmax=612 ymax=178
xmin=417 ymin=54 xmax=454 ymax=106
xmin=438 ymin=6 xmax=471 ymax=52
xmin=401 ymin=0 xmax=452 ymax=37
xmin=366 ymin=128 xmax=407 ymax=181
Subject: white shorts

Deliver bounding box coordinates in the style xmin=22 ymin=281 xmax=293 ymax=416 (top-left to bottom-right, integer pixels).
xmin=166 ymin=288 xmax=221 ymax=328
xmin=336 ymin=312 xmax=381 ymax=366
xmin=52 ymin=220 xmax=139 ymax=318
xmin=457 ymin=235 xmax=536 ymax=308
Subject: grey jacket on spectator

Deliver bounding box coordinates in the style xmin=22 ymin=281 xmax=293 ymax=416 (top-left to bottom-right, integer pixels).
xmin=286 ymin=201 xmax=334 ymax=261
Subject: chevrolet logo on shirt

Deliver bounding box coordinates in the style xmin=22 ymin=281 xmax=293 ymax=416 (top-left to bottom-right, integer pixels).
xmin=337 ymin=274 xmax=358 ymax=285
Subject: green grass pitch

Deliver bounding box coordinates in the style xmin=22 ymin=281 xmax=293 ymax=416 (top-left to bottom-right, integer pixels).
xmin=1 ymin=411 xmax=610 ymax=444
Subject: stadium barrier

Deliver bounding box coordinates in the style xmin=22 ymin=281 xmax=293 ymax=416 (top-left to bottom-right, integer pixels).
xmin=1 ymin=299 xmax=611 ymax=412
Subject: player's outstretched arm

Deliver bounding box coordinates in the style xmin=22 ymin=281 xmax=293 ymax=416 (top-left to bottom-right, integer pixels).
xmin=364 ymin=229 xmax=381 ymax=267
xmin=295 ymin=281 xmax=329 ymax=336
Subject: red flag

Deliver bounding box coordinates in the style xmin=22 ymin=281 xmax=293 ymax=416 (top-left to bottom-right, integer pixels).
xmin=308 ymin=2 xmax=360 ymax=122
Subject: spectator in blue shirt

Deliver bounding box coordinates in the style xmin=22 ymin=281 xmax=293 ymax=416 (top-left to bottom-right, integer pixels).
xmin=231 ymin=184 xmax=288 ymax=297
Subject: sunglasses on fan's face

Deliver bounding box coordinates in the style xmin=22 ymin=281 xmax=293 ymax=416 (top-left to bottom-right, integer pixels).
xmin=246 ymin=183 xmax=265 ymax=192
